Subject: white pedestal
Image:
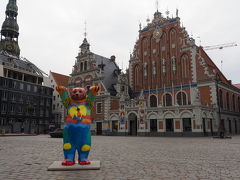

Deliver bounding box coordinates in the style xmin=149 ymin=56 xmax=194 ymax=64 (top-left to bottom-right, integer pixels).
xmin=47 ymin=161 xmax=101 ymax=171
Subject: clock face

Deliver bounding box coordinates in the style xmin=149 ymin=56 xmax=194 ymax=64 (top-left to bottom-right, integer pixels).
xmin=153 ymin=26 xmax=163 ymax=40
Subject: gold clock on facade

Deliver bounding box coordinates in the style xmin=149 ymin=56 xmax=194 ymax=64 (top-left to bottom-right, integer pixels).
xmin=153 ymin=26 xmax=163 ymax=41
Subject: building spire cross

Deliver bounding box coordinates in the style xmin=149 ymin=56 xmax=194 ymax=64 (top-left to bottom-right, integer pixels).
xmin=84 ymin=21 xmax=87 ymax=38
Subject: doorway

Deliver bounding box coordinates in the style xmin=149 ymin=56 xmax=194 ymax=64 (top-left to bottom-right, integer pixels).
xmin=165 ymin=119 xmax=173 ymax=132
xmin=182 ymin=118 xmax=192 ymax=132
xmin=150 ymin=119 xmax=157 ymax=132
xmin=202 ymin=118 xmax=207 ymax=136
xmin=96 ymin=122 xmax=102 ymax=135
xmin=128 ymin=113 xmax=137 ymax=136
xmin=229 ymin=120 xmax=232 ymax=134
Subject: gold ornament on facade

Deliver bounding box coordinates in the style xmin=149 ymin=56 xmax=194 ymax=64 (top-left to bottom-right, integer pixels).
xmin=153 ymin=26 xmax=163 ymax=42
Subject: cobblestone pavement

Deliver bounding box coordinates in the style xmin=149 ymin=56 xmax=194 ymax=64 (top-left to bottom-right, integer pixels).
xmin=0 ymin=135 xmax=240 ymax=180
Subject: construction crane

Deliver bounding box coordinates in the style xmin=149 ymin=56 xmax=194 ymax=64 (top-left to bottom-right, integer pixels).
xmin=203 ymin=42 xmax=237 ymax=51
xmin=203 ymin=42 xmax=238 ymax=72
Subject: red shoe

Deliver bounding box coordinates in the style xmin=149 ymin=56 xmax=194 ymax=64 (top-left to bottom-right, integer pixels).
xmin=78 ymin=160 xmax=91 ymax=165
xmin=62 ymin=159 xmax=75 ymax=166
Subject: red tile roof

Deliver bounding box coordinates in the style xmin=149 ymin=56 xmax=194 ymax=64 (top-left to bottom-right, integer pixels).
xmin=234 ymin=84 xmax=240 ymax=89
xmin=51 ymin=72 xmax=69 ymax=87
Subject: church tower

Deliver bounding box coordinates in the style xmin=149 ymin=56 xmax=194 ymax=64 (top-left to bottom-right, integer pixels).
xmin=0 ymin=0 xmax=20 ymax=56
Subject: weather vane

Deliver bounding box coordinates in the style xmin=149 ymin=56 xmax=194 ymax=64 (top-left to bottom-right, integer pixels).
xmin=166 ymin=7 xmax=170 ymax=17
xmin=84 ymin=21 xmax=87 ymax=38
xmin=156 ymin=0 xmax=159 ymax=11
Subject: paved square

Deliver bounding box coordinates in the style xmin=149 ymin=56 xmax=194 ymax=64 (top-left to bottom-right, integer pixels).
xmin=0 ymin=135 xmax=240 ymax=180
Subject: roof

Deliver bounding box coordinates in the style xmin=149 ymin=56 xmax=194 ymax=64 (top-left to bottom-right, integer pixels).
xmin=94 ymin=53 xmax=120 ymax=95
xmin=234 ymin=84 xmax=240 ymax=89
xmin=0 ymin=50 xmax=45 ymax=76
xmin=51 ymin=71 xmax=70 ymax=87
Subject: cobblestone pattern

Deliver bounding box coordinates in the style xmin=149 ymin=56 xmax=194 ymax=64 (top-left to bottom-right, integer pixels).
xmin=0 ymin=135 xmax=240 ymax=180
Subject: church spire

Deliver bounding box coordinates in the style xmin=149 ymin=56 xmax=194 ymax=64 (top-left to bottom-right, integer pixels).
xmin=0 ymin=0 xmax=20 ymax=56
xmin=79 ymin=21 xmax=90 ymax=55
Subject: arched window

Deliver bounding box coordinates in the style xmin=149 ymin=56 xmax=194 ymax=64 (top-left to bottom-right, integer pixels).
xmin=226 ymin=92 xmax=230 ymax=110
xmin=150 ymin=95 xmax=157 ymax=107
xmin=163 ymin=93 xmax=172 ymax=106
xmin=134 ymin=65 xmax=140 ymax=90
xmin=181 ymin=54 xmax=190 ymax=78
xmin=177 ymin=92 xmax=187 ymax=105
xmin=232 ymin=94 xmax=235 ymax=111
xmin=219 ymin=89 xmax=223 ymax=108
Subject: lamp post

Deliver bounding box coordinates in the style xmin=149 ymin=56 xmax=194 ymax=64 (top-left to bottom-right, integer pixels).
xmin=216 ymin=73 xmax=223 ymax=137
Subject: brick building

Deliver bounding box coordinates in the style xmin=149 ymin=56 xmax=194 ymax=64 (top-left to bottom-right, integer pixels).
xmin=69 ymin=10 xmax=240 ymax=136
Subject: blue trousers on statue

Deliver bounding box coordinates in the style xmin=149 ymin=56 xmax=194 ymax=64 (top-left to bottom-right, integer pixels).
xmin=63 ymin=123 xmax=91 ymax=162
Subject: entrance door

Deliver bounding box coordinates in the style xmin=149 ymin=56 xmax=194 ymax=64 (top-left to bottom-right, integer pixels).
xmin=96 ymin=122 xmax=102 ymax=135
xmin=202 ymin=118 xmax=207 ymax=136
xmin=235 ymin=120 xmax=237 ymax=134
xmin=150 ymin=119 xmax=157 ymax=132
xmin=129 ymin=113 xmax=137 ymax=136
xmin=165 ymin=119 xmax=173 ymax=132
xmin=183 ymin=118 xmax=192 ymax=132
xmin=210 ymin=119 xmax=213 ymax=136
xmin=229 ymin=120 xmax=232 ymax=134
xmin=112 ymin=120 xmax=118 ymax=133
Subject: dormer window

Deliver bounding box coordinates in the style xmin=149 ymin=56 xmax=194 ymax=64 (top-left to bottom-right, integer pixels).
xmin=84 ymin=61 xmax=87 ymax=71
xmin=80 ymin=62 xmax=83 ymax=71
xmin=121 ymin=86 xmax=125 ymax=92
xmin=98 ymin=61 xmax=105 ymax=71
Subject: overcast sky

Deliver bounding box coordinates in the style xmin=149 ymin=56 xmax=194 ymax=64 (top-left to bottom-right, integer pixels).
xmin=0 ymin=0 xmax=240 ymax=83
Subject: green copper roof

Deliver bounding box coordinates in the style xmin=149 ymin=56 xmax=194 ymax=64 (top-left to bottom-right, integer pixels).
xmin=0 ymin=0 xmax=20 ymax=56
xmin=1 ymin=18 xmax=19 ymax=34
xmin=6 ymin=0 xmax=18 ymax=16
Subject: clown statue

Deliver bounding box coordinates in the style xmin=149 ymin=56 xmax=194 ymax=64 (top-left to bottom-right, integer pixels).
xmin=56 ymin=85 xmax=99 ymax=166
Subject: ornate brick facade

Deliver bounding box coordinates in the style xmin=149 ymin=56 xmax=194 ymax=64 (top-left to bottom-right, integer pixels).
xmin=70 ymin=10 xmax=240 ymax=136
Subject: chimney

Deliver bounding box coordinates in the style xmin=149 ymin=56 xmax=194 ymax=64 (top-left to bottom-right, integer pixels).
xmin=110 ymin=55 xmax=116 ymax=61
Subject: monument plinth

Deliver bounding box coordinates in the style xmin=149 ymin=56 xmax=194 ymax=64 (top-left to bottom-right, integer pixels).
xmin=48 ymin=161 xmax=100 ymax=171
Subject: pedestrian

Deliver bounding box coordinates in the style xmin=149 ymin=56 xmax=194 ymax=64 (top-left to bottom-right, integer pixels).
xmin=21 ymin=125 xmax=24 ymax=134
xmin=218 ymin=123 xmax=225 ymax=139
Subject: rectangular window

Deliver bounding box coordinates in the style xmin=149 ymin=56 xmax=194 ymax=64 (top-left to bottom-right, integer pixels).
xmin=12 ymin=93 xmax=16 ymax=101
xmin=1 ymin=104 xmax=7 ymax=113
xmin=53 ymin=96 xmax=56 ymax=100
xmin=96 ymin=102 xmax=102 ymax=114
xmin=13 ymin=81 xmax=17 ymax=88
xmin=34 ymin=86 xmax=37 ymax=92
xmin=46 ymin=109 xmax=49 ymax=117
xmin=20 ymin=83 xmax=24 ymax=90
xmin=40 ymin=98 xmax=44 ymax=105
xmin=27 ymin=84 xmax=31 ymax=91
xmin=2 ymin=91 xmax=7 ymax=100
xmin=40 ymin=108 xmax=44 ymax=117
xmin=19 ymin=94 xmax=23 ymax=103
xmin=10 ymin=104 xmax=15 ymax=113
xmin=3 ymin=79 xmax=8 ymax=87
xmin=53 ymin=104 xmax=55 ymax=110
